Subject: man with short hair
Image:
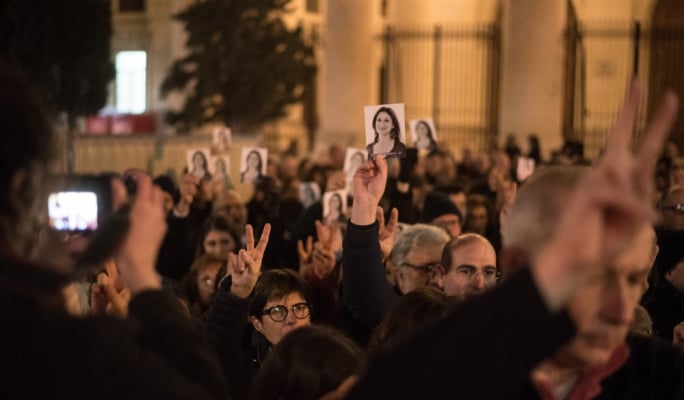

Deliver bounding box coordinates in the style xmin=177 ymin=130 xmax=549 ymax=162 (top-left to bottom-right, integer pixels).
xmin=433 ymin=233 xmax=498 ymax=300
xmin=660 ymin=186 xmax=684 ymax=230
xmin=502 ymin=165 xmax=680 ymax=399
xmin=391 ymin=224 xmax=449 ymax=294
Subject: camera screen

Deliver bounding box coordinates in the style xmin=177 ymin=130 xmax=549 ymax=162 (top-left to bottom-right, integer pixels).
xmin=48 ymin=191 xmax=98 ymax=231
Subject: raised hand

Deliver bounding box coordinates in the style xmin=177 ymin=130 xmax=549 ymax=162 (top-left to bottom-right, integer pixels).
xmin=377 ymin=206 xmax=398 ymax=260
xmin=533 ymin=80 xmax=678 ymax=311
xmin=351 ymin=154 xmax=388 ymax=225
xmin=90 ymin=258 xmax=131 ymax=317
xmin=175 ymin=173 xmax=199 ymax=216
xmin=297 ymin=235 xmax=314 ymax=277
xmin=315 ymin=220 xmax=343 ymax=254
xmin=230 ymin=223 xmax=271 ymax=298
xmin=115 ymin=175 xmax=167 ymax=294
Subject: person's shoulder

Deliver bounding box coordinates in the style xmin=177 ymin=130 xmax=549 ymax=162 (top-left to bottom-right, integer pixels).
xmin=393 ymin=140 xmax=407 ymax=152
xmin=626 ymin=334 xmax=684 ymax=367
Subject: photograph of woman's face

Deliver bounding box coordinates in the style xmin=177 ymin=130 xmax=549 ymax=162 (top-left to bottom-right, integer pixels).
xmin=247 ymin=152 xmax=260 ymax=170
xmin=329 ymin=194 xmax=341 ymax=212
xmin=193 ymin=152 xmax=206 ymax=168
xmin=416 ymin=121 xmax=430 ymax=140
xmin=374 ymin=111 xmax=394 ymax=136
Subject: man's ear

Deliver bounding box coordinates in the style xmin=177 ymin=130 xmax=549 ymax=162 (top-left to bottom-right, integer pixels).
xmin=432 ymin=265 xmax=446 ymax=289
xmin=250 ymin=315 xmax=263 ymax=334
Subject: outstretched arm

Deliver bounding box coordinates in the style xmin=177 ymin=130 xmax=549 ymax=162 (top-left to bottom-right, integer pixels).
xmin=342 ymin=155 xmax=399 ymax=330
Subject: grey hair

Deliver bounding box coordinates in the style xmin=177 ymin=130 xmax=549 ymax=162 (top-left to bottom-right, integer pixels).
xmin=501 ymin=165 xmax=586 ymax=256
xmin=391 ymin=223 xmax=450 ymax=267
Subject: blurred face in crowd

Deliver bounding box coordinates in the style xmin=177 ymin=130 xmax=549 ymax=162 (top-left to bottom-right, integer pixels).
xmin=449 ymin=192 xmax=467 ymax=218
xmin=396 ymin=243 xmax=443 ymax=294
xmin=468 ymin=205 xmax=488 ymax=234
xmin=213 ymin=192 xmax=246 ymax=228
xmin=196 ymin=261 xmax=221 ymax=306
xmin=662 ymin=189 xmax=684 ymax=230
xmin=550 ymin=226 xmax=653 ymax=369
xmin=203 ymin=229 xmax=235 ymax=260
xmin=431 ymin=214 xmax=462 ymax=238
xmin=670 ymin=167 xmax=684 ymax=187
xmin=434 ymin=237 xmax=497 ymax=300
xmin=665 ymin=260 xmax=684 ymax=292
xmin=251 ymin=291 xmax=311 ymax=345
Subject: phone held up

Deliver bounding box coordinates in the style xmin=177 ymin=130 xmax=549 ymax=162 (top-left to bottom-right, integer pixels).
xmin=47 ymin=174 xmax=131 ymax=271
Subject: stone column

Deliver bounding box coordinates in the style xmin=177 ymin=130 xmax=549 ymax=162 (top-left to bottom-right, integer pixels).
xmin=319 ymin=0 xmax=382 ymax=149
xmin=500 ymin=0 xmax=566 ymax=158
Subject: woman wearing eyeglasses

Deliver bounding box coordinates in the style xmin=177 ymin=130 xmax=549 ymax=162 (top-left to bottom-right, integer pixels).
xmin=205 ymin=224 xmax=316 ymax=399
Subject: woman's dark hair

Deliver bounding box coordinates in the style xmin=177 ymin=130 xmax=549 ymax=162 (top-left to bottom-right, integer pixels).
xmin=328 ymin=193 xmax=344 ymax=214
xmin=195 ymin=214 xmax=241 ymax=259
xmin=371 ymin=106 xmax=401 ymax=143
xmin=250 ymin=325 xmax=365 ymax=400
xmin=179 ymin=253 xmax=225 ymax=315
xmin=368 ymin=286 xmax=457 ymax=355
xmin=244 ymin=150 xmax=263 ymax=173
xmin=249 ymin=269 xmax=314 ymax=319
xmin=192 ymin=150 xmax=208 ymax=168
xmin=416 ymin=120 xmax=436 ymax=148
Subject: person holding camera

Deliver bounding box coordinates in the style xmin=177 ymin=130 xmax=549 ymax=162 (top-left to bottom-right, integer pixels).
xmin=0 ymin=62 xmax=229 ymax=399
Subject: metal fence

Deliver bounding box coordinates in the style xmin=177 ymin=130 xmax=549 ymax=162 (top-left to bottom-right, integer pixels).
xmin=380 ymin=23 xmax=500 ymax=155
xmin=564 ymin=20 xmax=684 ymax=159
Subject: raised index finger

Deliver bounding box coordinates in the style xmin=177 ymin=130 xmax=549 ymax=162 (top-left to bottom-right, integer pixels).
xmin=635 ymin=91 xmax=678 ymax=178
xmin=256 ymin=223 xmax=271 ymax=253
xmin=604 ymin=79 xmax=643 ymax=156
xmin=245 ymin=224 xmax=255 ymax=250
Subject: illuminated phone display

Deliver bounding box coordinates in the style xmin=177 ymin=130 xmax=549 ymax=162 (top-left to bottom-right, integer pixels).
xmin=48 ymin=191 xmax=98 ymax=231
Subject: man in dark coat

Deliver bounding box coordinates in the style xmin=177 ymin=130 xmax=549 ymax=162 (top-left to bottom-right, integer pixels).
xmin=0 ymin=61 xmax=229 ymax=399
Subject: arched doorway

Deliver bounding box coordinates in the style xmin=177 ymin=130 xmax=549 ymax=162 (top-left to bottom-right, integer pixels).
xmin=649 ymin=0 xmax=684 ymax=151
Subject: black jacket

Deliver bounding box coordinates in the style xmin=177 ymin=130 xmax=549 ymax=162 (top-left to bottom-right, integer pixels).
xmin=0 ymin=256 xmax=230 ymax=400
xmin=204 ymin=278 xmax=267 ymax=400
xmin=642 ymin=276 xmax=684 ymax=341
xmin=349 ymin=266 xmax=684 ymax=399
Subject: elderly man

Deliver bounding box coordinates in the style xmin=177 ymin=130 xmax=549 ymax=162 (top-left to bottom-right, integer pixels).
xmin=391 ymin=224 xmax=449 ymax=294
xmin=343 ymin=81 xmax=684 ymax=399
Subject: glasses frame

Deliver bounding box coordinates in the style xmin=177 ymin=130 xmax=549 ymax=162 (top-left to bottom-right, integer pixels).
xmin=399 ymin=261 xmax=440 ymax=274
xmin=261 ymin=302 xmax=312 ymax=322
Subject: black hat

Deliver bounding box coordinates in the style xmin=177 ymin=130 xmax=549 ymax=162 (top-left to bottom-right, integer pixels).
xmin=420 ymin=191 xmax=462 ymax=223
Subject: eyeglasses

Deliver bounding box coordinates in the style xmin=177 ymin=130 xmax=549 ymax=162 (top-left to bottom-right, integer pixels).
xmin=663 ymin=204 xmax=684 ymax=214
xmin=451 ymin=264 xmax=500 ymax=282
xmin=261 ymin=302 xmax=311 ymax=322
xmin=399 ymin=261 xmax=440 ymax=274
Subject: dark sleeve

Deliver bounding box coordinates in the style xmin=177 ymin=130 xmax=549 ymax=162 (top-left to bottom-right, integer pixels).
xmin=341 ymin=220 xmax=398 ymax=330
xmin=203 ymin=278 xmax=252 ymax=399
xmin=305 ymin=265 xmax=342 ymax=327
xmin=123 ymin=290 xmax=229 ymax=398
xmin=347 ymin=268 xmax=576 ymax=399
xmin=156 ymin=209 xmax=204 ymax=282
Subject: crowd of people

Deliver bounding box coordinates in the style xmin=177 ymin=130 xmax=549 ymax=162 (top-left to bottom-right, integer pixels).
xmin=3 ymin=57 xmax=684 ymax=400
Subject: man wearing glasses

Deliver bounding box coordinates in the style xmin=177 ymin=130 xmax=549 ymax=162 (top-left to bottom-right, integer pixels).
xmin=392 ymin=224 xmax=449 ymax=294
xmin=432 ymin=233 xmax=498 ymax=300
xmin=661 ymin=186 xmax=684 ymax=230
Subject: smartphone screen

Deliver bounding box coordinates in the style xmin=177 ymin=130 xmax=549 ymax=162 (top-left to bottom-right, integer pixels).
xmin=48 ymin=191 xmax=99 ymax=232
